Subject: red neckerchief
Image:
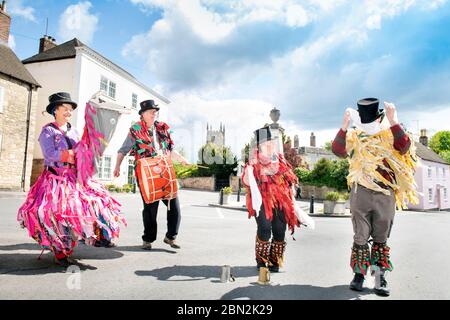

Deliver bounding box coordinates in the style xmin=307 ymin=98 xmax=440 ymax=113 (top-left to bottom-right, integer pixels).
xmin=129 ymin=121 xmax=173 ymax=160
xmin=243 ymin=151 xmax=299 ymax=234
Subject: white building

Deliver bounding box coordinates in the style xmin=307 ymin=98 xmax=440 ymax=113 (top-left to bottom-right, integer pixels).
xmin=23 ymin=37 xmax=170 ymax=187
xmin=408 ymin=140 xmax=450 ymax=211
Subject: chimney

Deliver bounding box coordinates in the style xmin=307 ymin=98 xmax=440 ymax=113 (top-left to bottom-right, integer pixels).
xmin=310 ymin=132 xmax=316 ymax=147
xmin=0 ymin=0 xmax=11 ymax=44
xmin=419 ymin=129 xmax=428 ymax=147
xmin=294 ymin=135 xmax=299 ymax=148
xmin=39 ymin=35 xmax=57 ymax=53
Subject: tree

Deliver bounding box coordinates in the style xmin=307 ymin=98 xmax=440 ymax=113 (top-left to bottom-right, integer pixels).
xmin=429 ymin=131 xmax=450 ymax=164
xmin=294 ymin=158 xmax=349 ymax=191
xmin=310 ymin=158 xmax=332 ymax=183
xmin=323 ymin=141 xmax=333 ymax=151
xmin=329 ymin=159 xmax=350 ymax=190
xmin=284 ymin=147 xmax=308 ymax=169
xmin=439 ymin=150 xmax=450 ymax=164
xmin=198 ymin=142 xmax=237 ymax=178
xmin=429 ymin=131 xmax=450 ymax=154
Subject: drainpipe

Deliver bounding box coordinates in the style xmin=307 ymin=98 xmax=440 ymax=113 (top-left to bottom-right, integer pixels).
xmin=21 ymin=85 xmax=33 ymax=191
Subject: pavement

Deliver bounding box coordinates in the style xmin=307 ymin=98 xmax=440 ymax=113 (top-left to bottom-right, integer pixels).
xmin=1 ymin=189 xmax=450 ymax=300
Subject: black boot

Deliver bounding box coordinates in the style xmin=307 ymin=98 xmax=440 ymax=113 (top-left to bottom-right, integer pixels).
xmin=373 ymin=270 xmax=390 ymax=297
xmin=349 ymin=273 xmax=365 ymax=291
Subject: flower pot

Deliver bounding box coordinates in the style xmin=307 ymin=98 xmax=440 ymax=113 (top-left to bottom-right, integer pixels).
xmin=324 ymin=200 xmax=346 ymax=214
xmin=323 ymin=200 xmax=335 ymax=214
xmin=334 ymin=201 xmax=346 ymax=215
xmin=223 ymin=194 xmax=230 ymax=205
xmin=345 ymin=200 xmax=350 ymax=210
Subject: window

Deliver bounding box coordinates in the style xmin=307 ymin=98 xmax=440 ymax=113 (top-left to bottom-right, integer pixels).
xmin=0 ymin=86 xmax=4 ymax=113
xmin=443 ymin=168 xmax=446 ymax=178
xmin=108 ymin=81 xmax=116 ymax=99
xmin=436 ymin=167 xmax=439 ymax=178
xmin=100 ymin=76 xmax=108 ymax=93
xmin=444 ymin=188 xmax=448 ymax=200
xmin=132 ymin=93 xmax=138 ymax=109
xmin=127 ymin=158 xmax=135 ymax=185
xmin=428 ymin=188 xmax=433 ymax=203
xmin=427 ymin=167 xmax=432 ymax=179
xmin=97 ymin=155 xmax=112 ymax=180
xmin=99 ymin=76 xmax=116 ymax=99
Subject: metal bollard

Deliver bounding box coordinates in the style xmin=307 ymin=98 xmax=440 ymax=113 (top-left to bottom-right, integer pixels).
xmin=237 ymin=178 xmax=241 ymax=202
xmin=219 ymin=189 xmax=224 ymax=205
xmin=310 ymin=195 xmax=314 ymax=213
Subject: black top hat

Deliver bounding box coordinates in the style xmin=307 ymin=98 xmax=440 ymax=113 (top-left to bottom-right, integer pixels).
xmin=139 ymin=100 xmax=160 ymax=115
xmin=46 ymin=92 xmax=78 ymax=114
xmin=357 ymin=98 xmax=384 ymax=124
xmin=254 ymin=127 xmax=276 ymax=146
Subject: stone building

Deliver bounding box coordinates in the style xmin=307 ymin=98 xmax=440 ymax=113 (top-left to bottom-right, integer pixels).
xmin=206 ymin=122 xmax=225 ymax=146
xmin=0 ymin=1 xmax=40 ymax=191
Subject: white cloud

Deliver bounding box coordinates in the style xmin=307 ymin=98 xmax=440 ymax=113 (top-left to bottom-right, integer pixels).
xmin=167 ymin=93 xmax=273 ymax=161
xmin=366 ymin=14 xmax=381 ymax=30
xmin=124 ymin=0 xmax=449 ymax=156
xmin=286 ymin=4 xmax=310 ymax=28
xmin=58 ymin=1 xmax=98 ymax=44
xmin=8 ymin=34 xmax=16 ymax=50
xmin=402 ymin=105 xmax=450 ymax=140
xmin=8 ymin=0 xmax=36 ymax=22
xmin=425 ymin=0 xmax=448 ymax=10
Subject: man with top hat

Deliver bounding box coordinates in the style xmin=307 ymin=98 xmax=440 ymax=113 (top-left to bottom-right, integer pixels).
xmin=114 ymin=99 xmax=190 ymax=250
xmin=241 ymin=127 xmax=313 ymax=273
xmin=332 ymin=98 xmax=418 ymax=296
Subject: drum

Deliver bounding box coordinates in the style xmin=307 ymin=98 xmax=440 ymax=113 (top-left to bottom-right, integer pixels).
xmin=135 ymin=155 xmax=178 ymax=204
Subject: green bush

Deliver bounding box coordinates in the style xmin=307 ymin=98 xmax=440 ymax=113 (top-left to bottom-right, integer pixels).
xmin=325 ymin=191 xmax=340 ymax=201
xmin=340 ymin=192 xmax=350 ymax=201
xmin=294 ymin=167 xmax=311 ymax=183
xmin=122 ymin=184 xmax=132 ymax=193
xmin=115 ymin=186 xmax=123 ymax=193
xmin=105 ymin=184 xmax=116 ymax=192
xmin=174 ymin=163 xmax=212 ymax=178
xmin=294 ymin=158 xmax=349 ymax=191
xmin=222 ymin=186 xmax=233 ymax=195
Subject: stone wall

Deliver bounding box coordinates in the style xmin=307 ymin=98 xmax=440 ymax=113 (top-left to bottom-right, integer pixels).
xmin=0 ymin=75 xmax=38 ymax=191
xmin=179 ymin=176 xmax=215 ymax=191
xmin=298 ymin=183 xmax=339 ymax=200
xmin=230 ymin=175 xmax=243 ymax=192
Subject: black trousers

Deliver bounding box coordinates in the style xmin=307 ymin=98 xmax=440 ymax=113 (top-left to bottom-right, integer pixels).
xmin=256 ymin=206 xmax=287 ymax=242
xmin=139 ymin=194 xmax=181 ymax=243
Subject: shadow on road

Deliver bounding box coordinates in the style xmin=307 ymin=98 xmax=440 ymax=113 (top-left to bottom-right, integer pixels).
xmin=0 ymin=242 xmax=124 ymax=275
xmin=135 ymin=265 xmax=258 ymax=282
xmin=115 ymin=245 xmax=177 ymax=254
xmin=220 ymin=284 xmax=372 ymax=300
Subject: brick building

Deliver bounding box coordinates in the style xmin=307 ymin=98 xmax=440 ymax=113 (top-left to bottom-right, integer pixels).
xmin=0 ymin=1 xmax=40 ymax=191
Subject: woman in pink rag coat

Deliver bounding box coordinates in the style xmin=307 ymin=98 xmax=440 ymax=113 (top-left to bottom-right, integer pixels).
xmin=17 ymin=92 xmax=126 ymax=267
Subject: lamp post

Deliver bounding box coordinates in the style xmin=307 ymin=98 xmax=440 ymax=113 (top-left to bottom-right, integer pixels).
xmin=235 ymin=161 xmax=244 ymax=202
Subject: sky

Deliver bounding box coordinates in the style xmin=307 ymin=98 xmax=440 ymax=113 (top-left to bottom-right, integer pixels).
xmin=6 ymin=0 xmax=450 ymax=161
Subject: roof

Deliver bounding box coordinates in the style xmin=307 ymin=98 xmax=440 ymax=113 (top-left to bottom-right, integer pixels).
xmin=0 ymin=43 xmax=40 ymax=87
xmin=22 ymin=38 xmax=81 ymax=64
xmin=415 ymin=141 xmax=449 ymax=165
xmin=22 ymin=38 xmax=169 ymax=103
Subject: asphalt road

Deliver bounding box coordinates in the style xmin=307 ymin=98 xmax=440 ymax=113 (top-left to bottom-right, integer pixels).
xmin=1 ymin=189 xmax=449 ymax=300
